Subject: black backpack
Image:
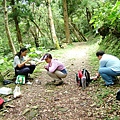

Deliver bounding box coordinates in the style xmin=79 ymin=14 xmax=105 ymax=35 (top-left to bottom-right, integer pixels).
xmin=76 ymin=69 xmax=91 ymax=88
xmin=116 ymin=90 xmax=120 ymax=101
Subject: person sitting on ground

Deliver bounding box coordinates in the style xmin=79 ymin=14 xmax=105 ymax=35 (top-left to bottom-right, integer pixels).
xmin=41 ymin=53 xmax=67 ymax=85
xmin=94 ymin=50 xmax=120 ymax=87
xmin=13 ymin=48 xmax=36 ymax=83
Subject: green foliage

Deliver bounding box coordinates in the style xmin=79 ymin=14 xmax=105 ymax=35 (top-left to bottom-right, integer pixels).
xmin=89 ymin=39 xmax=120 ymax=119
xmin=0 ymin=57 xmax=13 ymax=73
xmin=97 ymin=88 xmax=113 ymax=99
xmin=97 ymin=35 xmax=120 ymax=58
xmin=67 ymin=0 xmax=82 ymax=16
xmin=0 ymin=0 xmax=120 ymax=78
xmin=90 ymin=0 xmax=120 ymax=31
xmin=28 ymin=47 xmax=43 ymax=58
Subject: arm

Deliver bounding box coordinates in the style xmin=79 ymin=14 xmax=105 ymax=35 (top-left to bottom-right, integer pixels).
xmin=19 ymin=58 xmax=31 ymax=67
xmin=44 ymin=60 xmax=58 ymax=72
xmin=44 ymin=65 xmax=49 ymax=71
xmin=93 ymin=72 xmax=100 ymax=80
xmin=96 ymin=73 xmax=100 ymax=78
xmin=48 ymin=61 xmax=58 ymax=73
xmin=14 ymin=56 xmax=31 ymax=68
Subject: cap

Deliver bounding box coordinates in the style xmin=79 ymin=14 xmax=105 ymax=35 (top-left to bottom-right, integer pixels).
xmin=41 ymin=53 xmax=49 ymax=61
xmin=41 ymin=53 xmax=52 ymax=61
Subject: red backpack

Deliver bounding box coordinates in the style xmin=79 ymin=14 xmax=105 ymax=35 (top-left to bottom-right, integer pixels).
xmin=76 ymin=69 xmax=91 ymax=88
xmin=0 ymin=98 xmax=4 ymax=109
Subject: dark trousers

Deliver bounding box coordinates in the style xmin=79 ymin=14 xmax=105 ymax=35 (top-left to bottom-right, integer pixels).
xmin=15 ymin=65 xmax=36 ymax=82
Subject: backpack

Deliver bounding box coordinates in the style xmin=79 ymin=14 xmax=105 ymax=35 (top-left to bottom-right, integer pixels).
xmin=3 ymin=79 xmax=13 ymax=85
xmin=116 ymin=89 xmax=120 ymax=101
xmin=76 ymin=69 xmax=91 ymax=89
xmin=0 ymin=98 xmax=4 ymax=109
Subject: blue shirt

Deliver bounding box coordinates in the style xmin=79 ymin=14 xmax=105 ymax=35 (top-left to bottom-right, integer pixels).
xmin=99 ymin=54 xmax=120 ymax=73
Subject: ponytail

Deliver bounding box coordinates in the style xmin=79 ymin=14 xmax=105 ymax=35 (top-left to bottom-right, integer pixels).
xmin=15 ymin=48 xmax=27 ymax=58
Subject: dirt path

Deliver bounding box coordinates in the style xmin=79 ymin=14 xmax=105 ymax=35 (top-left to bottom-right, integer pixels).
xmin=2 ymin=42 xmax=120 ymax=120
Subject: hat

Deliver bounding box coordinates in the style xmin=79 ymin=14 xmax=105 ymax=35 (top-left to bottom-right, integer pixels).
xmin=41 ymin=53 xmax=49 ymax=61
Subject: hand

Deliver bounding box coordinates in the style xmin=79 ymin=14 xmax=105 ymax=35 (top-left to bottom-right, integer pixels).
xmin=26 ymin=58 xmax=31 ymax=62
xmin=24 ymin=58 xmax=31 ymax=66
xmin=25 ymin=58 xmax=31 ymax=64
xmin=93 ymin=73 xmax=100 ymax=80
xmin=95 ymin=73 xmax=99 ymax=77
xmin=44 ymin=66 xmax=48 ymax=71
xmin=93 ymin=76 xmax=98 ymax=80
xmin=30 ymin=61 xmax=36 ymax=65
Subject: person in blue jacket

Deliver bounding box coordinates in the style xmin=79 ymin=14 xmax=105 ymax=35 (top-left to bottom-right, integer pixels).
xmin=94 ymin=51 xmax=120 ymax=86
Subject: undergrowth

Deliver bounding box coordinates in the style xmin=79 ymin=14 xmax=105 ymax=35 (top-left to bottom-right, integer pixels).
xmin=88 ymin=35 xmax=120 ymax=119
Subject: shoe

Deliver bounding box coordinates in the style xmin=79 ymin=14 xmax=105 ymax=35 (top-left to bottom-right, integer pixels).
xmin=114 ymin=78 xmax=119 ymax=84
xmin=103 ymin=83 xmax=114 ymax=87
xmin=54 ymin=80 xmax=63 ymax=86
xmin=27 ymin=74 xmax=34 ymax=80
xmin=27 ymin=77 xmax=34 ymax=80
xmin=26 ymin=81 xmax=32 ymax=85
xmin=45 ymin=80 xmax=56 ymax=85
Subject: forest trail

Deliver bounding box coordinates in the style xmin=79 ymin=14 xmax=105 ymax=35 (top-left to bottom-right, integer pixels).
xmin=2 ymin=42 xmax=119 ymax=120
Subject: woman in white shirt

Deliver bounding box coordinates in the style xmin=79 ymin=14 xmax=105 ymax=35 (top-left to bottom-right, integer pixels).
xmin=13 ymin=48 xmax=36 ymax=83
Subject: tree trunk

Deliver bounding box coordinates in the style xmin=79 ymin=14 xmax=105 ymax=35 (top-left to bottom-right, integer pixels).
xmin=3 ymin=0 xmax=16 ymax=55
xmin=71 ymin=23 xmax=88 ymax=42
xmin=30 ymin=19 xmax=45 ymax=36
xmin=86 ymin=7 xmax=92 ymax=24
xmin=63 ymin=0 xmax=71 ymax=43
xmin=46 ymin=0 xmax=60 ymax=49
xmin=69 ymin=23 xmax=82 ymax=42
xmin=30 ymin=27 xmax=39 ymax=47
xmin=11 ymin=0 xmax=23 ymax=47
xmin=0 ymin=72 xmax=4 ymax=82
xmin=86 ymin=7 xmax=93 ymax=30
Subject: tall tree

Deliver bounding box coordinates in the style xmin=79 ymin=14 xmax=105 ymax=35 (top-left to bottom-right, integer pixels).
xmin=3 ymin=0 xmax=16 ymax=55
xmin=70 ymin=22 xmax=87 ymax=41
xmin=11 ymin=0 xmax=23 ymax=47
xmin=46 ymin=0 xmax=60 ymax=49
xmin=86 ymin=7 xmax=92 ymax=30
xmin=30 ymin=26 xmax=39 ymax=47
xmin=63 ymin=0 xmax=71 ymax=43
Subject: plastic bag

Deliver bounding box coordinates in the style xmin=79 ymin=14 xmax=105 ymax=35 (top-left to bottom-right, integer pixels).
xmin=13 ymin=85 xmax=21 ymax=98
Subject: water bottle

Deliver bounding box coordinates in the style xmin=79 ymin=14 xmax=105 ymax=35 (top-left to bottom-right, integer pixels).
xmin=81 ymin=69 xmax=86 ymax=89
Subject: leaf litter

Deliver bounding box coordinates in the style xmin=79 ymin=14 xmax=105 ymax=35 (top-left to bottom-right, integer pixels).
xmin=1 ymin=42 xmax=120 ymax=120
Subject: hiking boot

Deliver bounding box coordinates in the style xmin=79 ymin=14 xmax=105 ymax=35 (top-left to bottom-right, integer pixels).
xmin=54 ymin=80 xmax=63 ymax=86
xmin=114 ymin=77 xmax=120 ymax=84
xmin=46 ymin=80 xmax=56 ymax=85
xmin=27 ymin=76 xmax=34 ymax=80
xmin=103 ymin=83 xmax=114 ymax=87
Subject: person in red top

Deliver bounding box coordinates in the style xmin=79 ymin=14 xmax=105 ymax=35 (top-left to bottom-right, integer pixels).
xmin=41 ymin=53 xmax=67 ymax=85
